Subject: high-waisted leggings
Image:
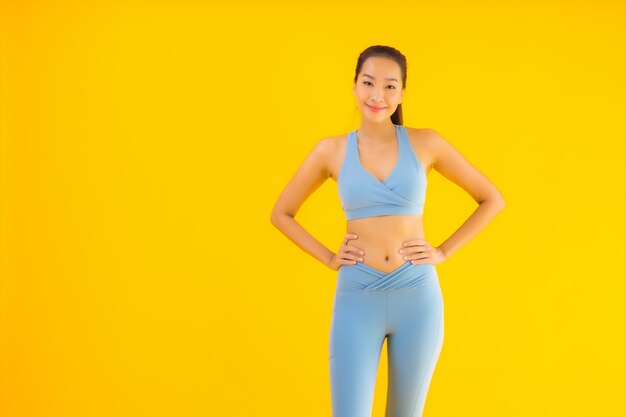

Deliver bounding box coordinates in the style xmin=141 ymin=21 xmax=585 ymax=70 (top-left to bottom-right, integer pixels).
xmin=329 ymin=261 xmax=444 ymax=417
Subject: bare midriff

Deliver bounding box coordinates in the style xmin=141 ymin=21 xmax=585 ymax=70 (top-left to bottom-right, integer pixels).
xmin=346 ymin=214 xmax=425 ymax=274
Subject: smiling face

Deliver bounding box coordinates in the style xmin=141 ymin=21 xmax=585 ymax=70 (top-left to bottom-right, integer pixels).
xmin=353 ymin=56 xmax=405 ymax=121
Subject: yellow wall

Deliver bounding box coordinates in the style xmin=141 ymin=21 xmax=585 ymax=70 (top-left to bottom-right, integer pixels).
xmin=1 ymin=1 xmax=623 ymax=416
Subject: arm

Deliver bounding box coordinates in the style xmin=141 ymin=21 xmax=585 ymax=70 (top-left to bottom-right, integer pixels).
xmin=270 ymin=138 xmax=336 ymax=268
xmin=428 ymin=129 xmax=506 ymax=260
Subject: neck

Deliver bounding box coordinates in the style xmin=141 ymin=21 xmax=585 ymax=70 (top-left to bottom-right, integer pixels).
xmin=356 ymin=120 xmax=397 ymax=144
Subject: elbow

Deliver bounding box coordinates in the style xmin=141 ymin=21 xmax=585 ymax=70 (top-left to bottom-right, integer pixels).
xmin=494 ymin=194 xmax=506 ymax=211
xmin=270 ymin=209 xmax=292 ymax=227
xmin=270 ymin=211 xmax=280 ymax=227
xmin=478 ymin=194 xmax=506 ymax=211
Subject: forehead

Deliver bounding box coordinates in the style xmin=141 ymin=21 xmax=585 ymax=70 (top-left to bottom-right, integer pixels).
xmin=359 ymin=57 xmax=401 ymax=81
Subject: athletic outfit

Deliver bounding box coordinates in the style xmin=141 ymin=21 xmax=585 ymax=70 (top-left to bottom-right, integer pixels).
xmin=330 ymin=124 xmax=444 ymax=417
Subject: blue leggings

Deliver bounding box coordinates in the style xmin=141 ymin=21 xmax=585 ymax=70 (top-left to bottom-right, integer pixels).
xmin=329 ymin=261 xmax=444 ymax=417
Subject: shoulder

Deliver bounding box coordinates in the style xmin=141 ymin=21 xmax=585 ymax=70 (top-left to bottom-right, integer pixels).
xmin=403 ymin=127 xmax=453 ymax=172
xmin=307 ymin=135 xmax=342 ymax=161
xmin=404 ymin=126 xmax=441 ymax=150
xmin=405 ymin=126 xmax=452 ymax=151
xmin=313 ymin=132 xmax=351 ymax=155
xmin=317 ymin=135 xmax=340 ymax=150
xmin=300 ymin=134 xmax=346 ymax=178
xmin=404 ymin=126 xmax=442 ymax=143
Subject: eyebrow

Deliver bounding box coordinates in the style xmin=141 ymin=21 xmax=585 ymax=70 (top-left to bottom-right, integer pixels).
xmin=362 ymin=73 xmax=399 ymax=82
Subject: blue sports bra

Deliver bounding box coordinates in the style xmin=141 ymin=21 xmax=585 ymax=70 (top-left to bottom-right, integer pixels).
xmin=337 ymin=124 xmax=427 ymax=220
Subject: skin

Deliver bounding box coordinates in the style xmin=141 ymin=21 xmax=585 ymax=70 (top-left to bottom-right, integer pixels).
xmin=270 ymin=56 xmax=506 ymax=274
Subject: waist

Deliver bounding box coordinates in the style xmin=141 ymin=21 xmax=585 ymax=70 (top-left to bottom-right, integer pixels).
xmin=346 ymin=215 xmax=425 ymax=273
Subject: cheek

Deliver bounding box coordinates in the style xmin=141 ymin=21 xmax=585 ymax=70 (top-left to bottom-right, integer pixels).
xmin=354 ymin=87 xmax=367 ymax=98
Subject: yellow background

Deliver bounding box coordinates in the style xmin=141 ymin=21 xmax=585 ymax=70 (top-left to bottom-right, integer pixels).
xmin=1 ymin=1 xmax=623 ymax=416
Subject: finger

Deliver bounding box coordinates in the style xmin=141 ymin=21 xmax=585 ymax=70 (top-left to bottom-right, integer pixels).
xmin=402 ymin=246 xmax=427 ymax=257
xmin=347 ymin=245 xmax=365 ymax=255
xmin=402 ymin=251 xmax=427 ymax=260
xmin=410 ymin=252 xmax=431 ymax=262
xmin=410 ymin=257 xmax=432 ymax=264
xmin=402 ymin=239 xmax=427 ymax=247
xmin=343 ymin=234 xmax=357 ymax=245
xmin=340 ymin=256 xmax=359 ymax=264
xmin=409 ymin=254 xmax=430 ymax=264
xmin=340 ymin=251 xmax=363 ymax=262
xmin=342 ymin=251 xmax=364 ymax=262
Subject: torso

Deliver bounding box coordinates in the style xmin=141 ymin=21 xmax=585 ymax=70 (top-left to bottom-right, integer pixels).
xmin=327 ymin=127 xmax=434 ymax=274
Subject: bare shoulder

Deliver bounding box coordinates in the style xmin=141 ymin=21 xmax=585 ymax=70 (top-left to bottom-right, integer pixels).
xmin=409 ymin=127 xmax=505 ymax=205
xmin=311 ymin=135 xmax=340 ymax=168
xmin=321 ymin=131 xmax=349 ymax=148
xmin=408 ymin=127 xmax=466 ymax=168
xmin=404 ymin=126 xmax=440 ymax=174
xmin=405 ymin=126 xmax=441 ymax=146
xmin=316 ymin=134 xmax=341 ymax=154
xmin=298 ymin=134 xmax=347 ymax=182
xmin=405 ymin=126 xmax=456 ymax=159
xmin=321 ymin=133 xmax=350 ymax=181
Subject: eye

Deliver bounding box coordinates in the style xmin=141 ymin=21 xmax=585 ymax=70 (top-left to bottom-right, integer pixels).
xmin=363 ymin=81 xmax=396 ymax=89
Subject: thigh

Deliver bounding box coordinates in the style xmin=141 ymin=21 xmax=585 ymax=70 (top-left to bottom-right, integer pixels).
xmin=385 ymin=286 xmax=444 ymax=417
xmin=329 ymin=290 xmax=387 ymax=417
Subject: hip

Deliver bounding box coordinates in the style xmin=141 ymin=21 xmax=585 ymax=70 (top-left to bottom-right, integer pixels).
xmin=336 ymin=260 xmax=439 ymax=293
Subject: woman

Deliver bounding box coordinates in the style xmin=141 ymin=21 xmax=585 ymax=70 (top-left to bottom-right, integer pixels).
xmin=270 ymin=45 xmax=505 ymax=417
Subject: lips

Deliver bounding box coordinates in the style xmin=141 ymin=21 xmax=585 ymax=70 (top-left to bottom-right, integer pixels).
xmin=366 ymin=104 xmax=386 ymax=111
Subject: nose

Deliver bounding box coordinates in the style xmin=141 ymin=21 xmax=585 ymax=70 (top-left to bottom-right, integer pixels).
xmin=370 ymin=89 xmax=385 ymax=101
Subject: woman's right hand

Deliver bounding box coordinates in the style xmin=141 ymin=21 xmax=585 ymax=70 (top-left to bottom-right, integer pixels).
xmin=326 ymin=233 xmax=365 ymax=271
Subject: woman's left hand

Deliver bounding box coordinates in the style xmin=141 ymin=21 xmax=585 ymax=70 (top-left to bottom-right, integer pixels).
xmin=398 ymin=239 xmax=447 ymax=266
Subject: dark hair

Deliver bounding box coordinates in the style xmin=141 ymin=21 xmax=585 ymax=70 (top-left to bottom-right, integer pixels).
xmin=353 ymin=45 xmax=407 ymax=125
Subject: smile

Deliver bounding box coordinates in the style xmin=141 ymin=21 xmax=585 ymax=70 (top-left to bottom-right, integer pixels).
xmin=366 ymin=104 xmax=386 ymax=112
